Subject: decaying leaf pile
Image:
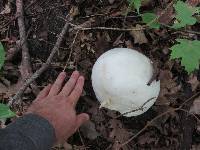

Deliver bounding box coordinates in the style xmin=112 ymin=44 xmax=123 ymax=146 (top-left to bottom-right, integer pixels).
xmin=0 ymin=0 xmax=200 ymax=149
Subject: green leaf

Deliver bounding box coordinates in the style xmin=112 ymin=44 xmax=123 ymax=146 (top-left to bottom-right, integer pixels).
xmin=170 ymin=39 xmax=200 ymax=73
xmin=128 ymin=0 xmax=141 ymax=14
xmin=172 ymin=1 xmax=197 ymax=29
xmin=0 ymin=103 xmax=15 ymax=119
xmin=142 ymin=12 xmax=160 ymax=29
xmin=0 ymin=42 xmax=5 ymax=70
xmin=196 ymin=7 xmax=200 ymax=14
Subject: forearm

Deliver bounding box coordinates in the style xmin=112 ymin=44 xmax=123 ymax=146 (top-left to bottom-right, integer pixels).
xmin=0 ymin=114 xmax=55 ymax=150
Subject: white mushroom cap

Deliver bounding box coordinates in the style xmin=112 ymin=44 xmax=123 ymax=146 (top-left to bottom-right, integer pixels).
xmin=91 ymin=48 xmax=160 ymax=117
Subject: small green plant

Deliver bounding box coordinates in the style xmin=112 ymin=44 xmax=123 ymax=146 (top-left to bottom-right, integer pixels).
xmin=0 ymin=42 xmax=15 ymax=119
xmin=0 ymin=103 xmax=15 ymax=119
xmin=141 ymin=12 xmax=160 ymax=29
xmin=0 ymin=42 xmax=5 ymax=70
xmin=172 ymin=1 xmax=197 ymax=29
xmin=127 ymin=0 xmax=199 ymax=29
xmin=170 ymin=39 xmax=200 ymax=73
xmin=128 ymin=0 xmax=141 ymax=14
xmin=126 ymin=0 xmax=200 ymax=74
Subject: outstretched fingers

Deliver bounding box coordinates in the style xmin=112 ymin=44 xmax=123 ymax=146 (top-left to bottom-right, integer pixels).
xmin=35 ymin=84 xmax=52 ymax=101
xmin=48 ymin=72 xmax=66 ymax=96
xmin=60 ymin=71 xmax=80 ymax=96
xmin=68 ymin=76 xmax=85 ymax=107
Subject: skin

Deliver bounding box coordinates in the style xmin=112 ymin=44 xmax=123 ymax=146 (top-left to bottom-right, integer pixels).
xmin=27 ymin=71 xmax=89 ymax=143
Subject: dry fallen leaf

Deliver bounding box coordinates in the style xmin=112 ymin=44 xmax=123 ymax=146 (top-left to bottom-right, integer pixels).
xmin=186 ymin=0 xmax=200 ymax=6
xmin=156 ymin=70 xmax=181 ymax=106
xmin=108 ymin=119 xmax=133 ymax=150
xmin=113 ymin=34 xmax=123 ymax=47
xmin=189 ymin=96 xmax=200 ymax=114
xmin=191 ymin=144 xmax=200 ymax=150
xmin=0 ymin=4 xmax=11 ymax=14
xmin=138 ymin=131 xmax=157 ymax=145
xmin=157 ymin=7 xmax=174 ymax=24
xmin=187 ymin=74 xmax=200 ymax=92
xmin=108 ymin=0 xmax=115 ymax=4
xmin=69 ymin=6 xmax=79 ymax=17
xmin=0 ymin=83 xmax=8 ymax=94
xmin=129 ymin=24 xmax=148 ymax=44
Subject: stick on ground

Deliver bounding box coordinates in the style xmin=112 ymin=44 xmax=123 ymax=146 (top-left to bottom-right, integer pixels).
xmin=15 ymin=0 xmax=39 ymax=96
xmin=16 ymin=0 xmax=32 ymax=79
xmin=8 ymin=15 xmax=72 ymax=106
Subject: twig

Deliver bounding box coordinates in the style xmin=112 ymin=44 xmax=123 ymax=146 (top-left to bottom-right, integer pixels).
xmin=63 ymin=30 xmax=80 ymax=71
xmin=0 ymin=15 xmax=18 ymax=30
xmin=69 ymin=23 xmax=145 ymax=31
xmin=119 ymin=91 xmax=200 ymax=148
xmin=179 ymin=108 xmax=200 ymax=123
xmin=123 ymin=2 xmax=133 ymax=25
xmin=115 ymin=97 xmax=156 ymax=118
xmin=25 ymin=0 xmax=38 ymax=10
xmin=8 ymin=15 xmax=72 ymax=106
xmin=182 ymin=30 xmax=200 ymax=35
xmin=146 ymin=1 xmax=174 ymax=27
xmin=78 ymin=129 xmax=87 ymax=150
xmin=69 ymin=1 xmax=173 ymax=32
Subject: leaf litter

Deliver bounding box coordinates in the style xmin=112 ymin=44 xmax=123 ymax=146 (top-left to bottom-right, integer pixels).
xmin=0 ymin=0 xmax=200 ymax=149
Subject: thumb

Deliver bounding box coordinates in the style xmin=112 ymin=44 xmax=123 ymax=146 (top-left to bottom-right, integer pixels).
xmin=76 ymin=113 xmax=90 ymax=129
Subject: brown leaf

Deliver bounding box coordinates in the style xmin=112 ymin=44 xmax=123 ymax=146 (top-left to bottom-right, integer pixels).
xmin=125 ymin=40 xmax=134 ymax=49
xmin=187 ymin=74 xmax=200 ymax=92
xmin=157 ymin=7 xmax=174 ymax=24
xmin=0 ymin=81 xmax=22 ymax=99
xmin=189 ymin=96 xmax=200 ymax=114
xmin=138 ymin=131 xmax=157 ymax=145
xmin=108 ymin=119 xmax=133 ymax=150
xmin=69 ymin=6 xmax=79 ymax=17
xmin=129 ymin=24 xmax=148 ymax=44
xmin=191 ymin=144 xmax=200 ymax=150
xmin=0 ymin=4 xmax=11 ymax=14
xmin=186 ymin=0 xmax=200 ymax=6
xmin=156 ymin=70 xmax=181 ymax=106
xmin=0 ymin=83 xmax=8 ymax=94
xmin=113 ymin=34 xmax=123 ymax=47
xmin=95 ymin=32 xmax=110 ymax=58
xmin=108 ymin=0 xmax=115 ymax=4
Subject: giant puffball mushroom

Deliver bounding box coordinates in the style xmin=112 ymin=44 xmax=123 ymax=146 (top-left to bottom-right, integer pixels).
xmin=91 ymin=48 xmax=160 ymax=117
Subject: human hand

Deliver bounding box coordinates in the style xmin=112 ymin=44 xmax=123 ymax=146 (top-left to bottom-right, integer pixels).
xmin=27 ymin=71 xmax=89 ymax=143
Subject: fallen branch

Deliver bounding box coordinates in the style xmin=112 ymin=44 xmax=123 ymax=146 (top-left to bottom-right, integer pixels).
xmin=8 ymin=15 xmax=72 ymax=106
xmin=119 ymin=91 xmax=200 ymax=148
xmin=115 ymin=97 xmax=156 ymax=118
xmin=15 ymin=0 xmax=39 ymax=96
xmin=16 ymin=0 xmax=32 ymax=80
xmin=63 ymin=30 xmax=80 ymax=71
xmin=69 ymin=23 xmax=145 ymax=31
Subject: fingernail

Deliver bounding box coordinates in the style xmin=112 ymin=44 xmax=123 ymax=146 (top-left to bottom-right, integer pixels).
xmin=72 ymin=70 xmax=79 ymax=77
xmin=78 ymin=76 xmax=84 ymax=81
xmin=60 ymin=71 xmax=66 ymax=76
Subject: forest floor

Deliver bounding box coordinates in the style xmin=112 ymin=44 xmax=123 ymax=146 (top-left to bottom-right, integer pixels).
xmin=0 ymin=0 xmax=200 ymax=149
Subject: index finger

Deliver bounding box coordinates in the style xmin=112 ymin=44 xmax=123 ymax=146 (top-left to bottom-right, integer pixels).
xmin=68 ymin=76 xmax=85 ymax=106
xmin=48 ymin=72 xmax=66 ymax=96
